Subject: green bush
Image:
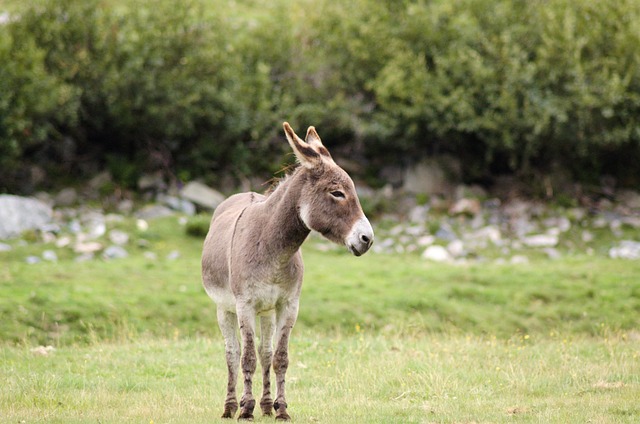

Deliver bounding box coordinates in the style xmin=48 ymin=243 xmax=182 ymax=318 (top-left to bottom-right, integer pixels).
xmin=1 ymin=0 xmax=639 ymax=192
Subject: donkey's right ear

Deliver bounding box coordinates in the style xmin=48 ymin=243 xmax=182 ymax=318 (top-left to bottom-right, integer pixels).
xmin=283 ymin=122 xmax=321 ymax=169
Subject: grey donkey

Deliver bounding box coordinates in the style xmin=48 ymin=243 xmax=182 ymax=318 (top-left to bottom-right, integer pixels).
xmin=202 ymin=122 xmax=374 ymax=420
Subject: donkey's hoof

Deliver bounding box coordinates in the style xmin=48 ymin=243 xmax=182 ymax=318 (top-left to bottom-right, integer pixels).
xmin=237 ymin=412 xmax=254 ymax=421
xmin=260 ymin=399 xmax=274 ymax=416
xmin=275 ymin=412 xmax=291 ymax=421
xmin=274 ymin=401 xmax=290 ymax=421
xmin=222 ymin=401 xmax=238 ymax=419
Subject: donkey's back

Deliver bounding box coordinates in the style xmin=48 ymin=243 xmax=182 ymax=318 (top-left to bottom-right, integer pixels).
xmin=202 ymin=191 xmax=266 ymax=309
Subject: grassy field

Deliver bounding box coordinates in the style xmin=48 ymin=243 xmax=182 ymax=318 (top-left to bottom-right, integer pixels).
xmin=1 ymin=216 xmax=639 ymax=422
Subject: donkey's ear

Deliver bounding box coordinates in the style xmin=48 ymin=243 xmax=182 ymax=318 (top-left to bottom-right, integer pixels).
xmin=305 ymin=126 xmax=333 ymax=159
xmin=283 ymin=122 xmax=321 ymax=168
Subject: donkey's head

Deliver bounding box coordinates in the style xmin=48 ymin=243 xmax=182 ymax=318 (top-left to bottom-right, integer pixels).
xmin=283 ymin=122 xmax=374 ymax=256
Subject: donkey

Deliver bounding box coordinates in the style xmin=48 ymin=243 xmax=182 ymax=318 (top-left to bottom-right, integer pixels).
xmin=201 ymin=122 xmax=374 ymax=421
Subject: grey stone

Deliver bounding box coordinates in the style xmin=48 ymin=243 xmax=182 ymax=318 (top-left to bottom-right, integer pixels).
xmin=408 ymin=205 xmax=430 ymax=223
xmin=54 ymin=188 xmax=78 ymax=207
xmin=166 ymin=250 xmax=181 ymax=261
xmin=435 ymin=223 xmax=457 ymax=241
xmin=103 ymin=245 xmax=129 ymax=260
xmin=403 ymin=159 xmax=454 ymax=195
xmin=108 ymin=230 xmax=129 ymax=246
xmin=609 ymin=241 xmax=640 ymax=260
xmin=510 ymin=255 xmax=529 ymax=264
xmin=447 ymin=240 xmax=465 ymax=258
xmin=422 ymin=245 xmax=452 ymax=262
xmin=449 ymin=198 xmax=481 ymax=216
xmin=180 ymin=181 xmax=225 ymax=210
xmin=543 ymin=247 xmax=561 ymax=260
xmin=522 ymin=234 xmax=559 ymax=247
xmin=0 ymin=242 xmax=12 ymax=252
xmin=617 ymin=190 xmax=640 ymax=209
xmin=75 ymin=253 xmax=94 ymax=262
xmin=74 ymin=241 xmax=103 ymax=254
xmin=0 ymin=195 xmax=53 ymax=239
xmin=159 ymin=194 xmax=196 ymax=215
xmin=138 ymin=173 xmax=166 ymax=192
xmin=135 ymin=204 xmax=175 ymax=220
xmin=42 ymin=250 xmax=58 ymax=262
xmin=26 ymin=255 xmax=41 ymax=264
xmin=117 ymin=199 xmax=134 ymax=214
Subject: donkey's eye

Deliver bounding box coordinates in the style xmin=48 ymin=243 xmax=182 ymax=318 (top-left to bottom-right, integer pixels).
xmin=330 ymin=190 xmax=345 ymax=199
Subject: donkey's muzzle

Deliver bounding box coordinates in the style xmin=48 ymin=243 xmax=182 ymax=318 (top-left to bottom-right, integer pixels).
xmin=346 ymin=216 xmax=374 ymax=256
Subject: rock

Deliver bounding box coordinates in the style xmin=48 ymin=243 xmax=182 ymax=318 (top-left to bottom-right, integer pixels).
xmin=621 ymin=216 xmax=640 ymax=229
xmin=143 ymin=251 xmax=158 ymax=260
xmin=449 ymin=198 xmax=481 ymax=216
xmin=80 ymin=211 xmax=106 ymax=239
xmin=87 ymin=171 xmax=112 ymax=191
xmin=447 ymin=240 xmax=465 ymax=258
xmin=522 ymin=234 xmax=559 ymax=247
xmin=134 ymin=204 xmax=175 ymax=220
xmin=158 ymin=194 xmax=196 ymax=215
xmin=108 ymin=230 xmax=129 ymax=246
xmin=422 ymin=245 xmax=452 ymax=262
xmin=42 ymin=250 xmax=58 ymax=262
xmin=617 ymin=190 xmax=640 ymax=209
xmin=54 ymin=188 xmax=78 ymax=207
xmin=510 ymin=255 xmax=529 ymax=264
xmin=403 ymin=158 xmax=458 ymax=195
xmin=26 ymin=256 xmax=41 ymax=264
xmin=117 ymin=199 xmax=134 ymax=214
xmin=470 ymin=226 xmax=502 ymax=244
xmin=56 ymin=236 xmax=72 ymax=248
xmin=435 ymin=223 xmax=457 ymax=241
xmin=0 ymin=195 xmax=53 ymax=239
xmin=581 ymin=231 xmax=594 ymax=243
xmin=0 ymin=242 xmax=12 ymax=252
xmin=138 ymin=172 xmax=166 ymax=192
xmin=74 ymin=242 xmax=103 ymax=254
xmin=417 ymin=235 xmax=436 ymax=247
xmin=609 ymin=241 xmax=640 ymax=260
xmin=180 ymin=181 xmax=225 ymax=210
xmin=103 ymin=245 xmax=128 ymax=260
xmin=75 ymin=253 xmax=94 ymax=262
xmin=543 ymin=247 xmax=561 ymax=260
xmin=408 ymin=205 xmax=430 ymax=223
xmin=166 ymin=250 xmax=181 ymax=260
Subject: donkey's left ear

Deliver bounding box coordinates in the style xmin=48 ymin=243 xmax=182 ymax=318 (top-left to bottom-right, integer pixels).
xmin=305 ymin=126 xmax=333 ymax=160
xmin=283 ymin=122 xmax=322 ymax=169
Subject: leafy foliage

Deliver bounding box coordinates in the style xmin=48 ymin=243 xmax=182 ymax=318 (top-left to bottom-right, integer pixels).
xmin=1 ymin=0 xmax=639 ymax=191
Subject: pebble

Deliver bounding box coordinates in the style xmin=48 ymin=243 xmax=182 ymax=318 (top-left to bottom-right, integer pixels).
xmin=103 ymin=245 xmax=129 ymax=260
xmin=422 ymin=245 xmax=452 ymax=262
xmin=42 ymin=250 xmax=58 ymax=262
xmin=0 ymin=243 xmax=12 ymax=252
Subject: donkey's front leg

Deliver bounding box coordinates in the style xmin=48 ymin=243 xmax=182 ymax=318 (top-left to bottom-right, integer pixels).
xmin=259 ymin=314 xmax=276 ymax=416
xmin=273 ymin=301 xmax=299 ymax=421
xmin=237 ymin=304 xmax=257 ymax=421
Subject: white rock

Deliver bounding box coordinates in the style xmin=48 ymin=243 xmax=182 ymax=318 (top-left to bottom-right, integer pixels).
xmin=26 ymin=256 xmax=41 ymax=264
xmin=103 ymin=245 xmax=128 ymax=260
xmin=180 ymin=181 xmax=225 ymax=210
xmin=522 ymin=234 xmax=558 ymax=247
xmin=0 ymin=243 xmax=12 ymax=252
xmin=422 ymin=245 xmax=452 ymax=262
xmin=0 ymin=195 xmax=53 ymax=239
xmin=417 ymin=235 xmax=436 ymax=247
xmin=109 ymin=230 xmax=129 ymax=246
xmin=609 ymin=241 xmax=640 ymax=260
xmin=74 ymin=242 xmax=103 ymax=254
xmin=447 ymin=240 xmax=465 ymax=258
xmin=42 ymin=250 xmax=58 ymax=262
xmin=510 ymin=255 xmax=529 ymax=264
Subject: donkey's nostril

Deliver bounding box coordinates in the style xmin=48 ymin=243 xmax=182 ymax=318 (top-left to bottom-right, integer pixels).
xmin=361 ymin=234 xmax=370 ymax=244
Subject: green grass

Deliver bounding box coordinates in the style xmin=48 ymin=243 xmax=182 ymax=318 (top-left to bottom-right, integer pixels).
xmin=1 ymin=216 xmax=639 ymax=422
xmin=2 ymin=334 xmax=638 ymax=423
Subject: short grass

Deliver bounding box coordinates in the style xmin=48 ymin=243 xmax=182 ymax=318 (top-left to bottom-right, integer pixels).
xmin=2 ymin=334 xmax=638 ymax=423
xmin=1 ymin=216 xmax=639 ymax=422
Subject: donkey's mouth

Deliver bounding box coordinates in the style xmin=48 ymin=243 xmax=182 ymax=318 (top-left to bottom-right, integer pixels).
xmin=348 ymin=244 xmax=363 ymax=257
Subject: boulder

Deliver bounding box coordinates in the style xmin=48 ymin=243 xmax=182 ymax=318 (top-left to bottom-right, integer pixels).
xmin=609 ymin=240 xmax=640 ymax=260
xmin=0 ymin=195 xmax=53 ymax=239
xmin=403 ymin=157 xmax=459 ymax=195
xmin=422 ymin=245 xmax=452 ymax=262
xmin=180 ymin=181 xmax=225 ymax=210
xmin=54 ymin=188 xmax=78 ymax=207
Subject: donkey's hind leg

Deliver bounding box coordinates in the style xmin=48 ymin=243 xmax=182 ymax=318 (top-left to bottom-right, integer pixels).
xmin=259 ymin=314 xmax=276 ymax=416
xmin=217 ymin=309 xmax=240 ymax=419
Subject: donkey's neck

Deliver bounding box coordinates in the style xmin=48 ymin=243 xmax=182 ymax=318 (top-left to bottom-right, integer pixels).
xmin=260 ymin=170 xmax=310 ymax=261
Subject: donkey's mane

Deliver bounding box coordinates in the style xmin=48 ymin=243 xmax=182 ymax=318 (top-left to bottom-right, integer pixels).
xmin=264 ymin=162 xmax=300 ymax=196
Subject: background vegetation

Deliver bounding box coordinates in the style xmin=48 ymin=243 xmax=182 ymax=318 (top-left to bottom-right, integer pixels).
xmin=1 ymin=0 xmax=639 ymax=192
